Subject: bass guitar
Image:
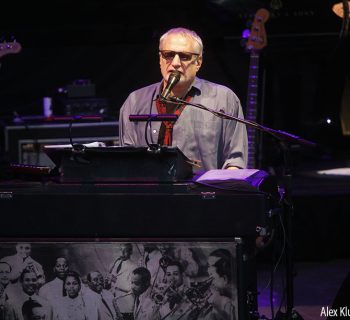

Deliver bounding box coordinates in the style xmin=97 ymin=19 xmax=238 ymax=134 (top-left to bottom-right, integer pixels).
xmin=243 ymin=8 xmax=269 ymax=168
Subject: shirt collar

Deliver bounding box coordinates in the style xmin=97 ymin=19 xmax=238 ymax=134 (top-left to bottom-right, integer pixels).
xmin=138 ymin=287 xmax=151 ymax=303
xmin=192 ymin=77 xmax=202 ymax=94
xmin=156 ymin=77 xmax=202 ymax=99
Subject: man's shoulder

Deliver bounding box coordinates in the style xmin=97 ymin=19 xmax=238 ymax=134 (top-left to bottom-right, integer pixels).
xmin=101 ymin=289 xmax=114 ymax=300
xmin=196 ymin=78 xmax=236 ymax=95
xmin=121 ymin=82 xmax=160 ymax=114
xmin=27 ymin=294 xmax=51 ymax=308
xmin=82 ymin=287 xmax=100 ymax=302
xmin=128 ymin=82 xmax=160 ymax=99
xmin=39 ymin=278 xmax=61 ymax=290
xmin=0 ymin=254 xmax=17 ymax=262
xmin=125 ymin=259 xmax=138 ymax=268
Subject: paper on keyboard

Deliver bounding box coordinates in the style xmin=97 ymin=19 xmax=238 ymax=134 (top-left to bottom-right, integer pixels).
xmin=194 ymin=169 xmax=271 ymax=192
xmin=44 ymin=141 xmax=106 ymax=148
xmin=196 ymin=169 xmax=262 ymax=182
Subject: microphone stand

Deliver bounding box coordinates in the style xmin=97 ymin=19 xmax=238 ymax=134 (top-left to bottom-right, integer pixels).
xmin=167 ymin=95 xmax=315 ymax=320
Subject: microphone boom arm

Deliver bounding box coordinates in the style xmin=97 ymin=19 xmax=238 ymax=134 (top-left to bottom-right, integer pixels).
xmin=169 ymin=96 xmax=316 ymax=147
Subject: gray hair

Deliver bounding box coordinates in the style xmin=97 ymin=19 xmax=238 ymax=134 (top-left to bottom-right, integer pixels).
xmin=159 ymin=27 xmax=203 ymax=55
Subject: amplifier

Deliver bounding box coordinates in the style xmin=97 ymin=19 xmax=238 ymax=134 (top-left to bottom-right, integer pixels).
xmin=4 ymin=121 xmax=119 ymax=167
xmin=64 ymin=97 xmax=109 ymax=116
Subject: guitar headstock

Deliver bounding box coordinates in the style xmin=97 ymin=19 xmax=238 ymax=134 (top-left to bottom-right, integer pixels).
xmin=245 ymin=8 xmax=270 ymax=52
xmin=0 ymin=41 xmax=22 ymax=59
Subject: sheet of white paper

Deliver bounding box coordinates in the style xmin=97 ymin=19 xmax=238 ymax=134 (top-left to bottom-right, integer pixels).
xmin=44 ymin=141 xmax=106 ymax=149
xmin=195 ymin=169 xmax=261 ymax=181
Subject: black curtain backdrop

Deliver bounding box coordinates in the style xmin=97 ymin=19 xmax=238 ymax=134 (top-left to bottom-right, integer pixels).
xmin=0 ymin=0 xmax=349 ymax=166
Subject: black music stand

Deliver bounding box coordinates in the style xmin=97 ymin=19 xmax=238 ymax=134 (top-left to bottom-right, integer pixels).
xmin=44 ymin=146 xmax=193 ymax=183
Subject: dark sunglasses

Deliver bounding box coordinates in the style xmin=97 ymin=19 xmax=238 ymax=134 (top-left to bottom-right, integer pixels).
xmin=160 ymin=50 xmax=200 ymax=62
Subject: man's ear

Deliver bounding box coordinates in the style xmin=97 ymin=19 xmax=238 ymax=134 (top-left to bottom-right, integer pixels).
xmin=195 ymin=56 xmax=203 ymax=69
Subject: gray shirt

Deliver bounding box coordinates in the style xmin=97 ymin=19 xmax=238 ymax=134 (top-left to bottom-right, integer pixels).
xmin=119 ymin=77 xmax=248 ymax=170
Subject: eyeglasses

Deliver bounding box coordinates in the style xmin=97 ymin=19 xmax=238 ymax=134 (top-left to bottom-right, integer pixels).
xmin=160 ymin=50 xmax=200 ymax=62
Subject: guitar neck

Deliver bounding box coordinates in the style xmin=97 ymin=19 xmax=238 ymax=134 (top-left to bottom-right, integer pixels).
xmin=246 ymin=51 xmax=260 ymax=169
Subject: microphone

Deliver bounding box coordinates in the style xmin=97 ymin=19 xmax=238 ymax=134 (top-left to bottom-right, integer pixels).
xmin=160 ymin=70 xmax=181 ymax=100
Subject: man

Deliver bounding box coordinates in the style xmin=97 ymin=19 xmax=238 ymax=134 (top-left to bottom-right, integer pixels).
xmin=196 ymin=249 xmax=236 ymax=320
xmin=119 ymin=27 xmax=247 ymax=171
xmin=84 ymin=271 xmax=117 ymax=320
xmin=113 ymin=267 xmax=157 ymax=320
xmin=21 ymin=300 xmax=46 ymax=320
xmin=139 ymin=244 xmax=163 ymax=286
xmin=0 ymin=261 xmax=11 ymax=293
xmin=38 ymin=257 xmax=68 ymax=306
xmin=107 ymin=244 xmax=137 ymax=298
xmin=6 ymin=269 xmax=52 ymax=320
xmin=0 ymin=244 xmax=44 ymax=286
xmin=157 ymin=244 xmax=198 ymax=279
xmin=156 ymin=261 xmax=192 ymax=320
xmin=0 ymin=262 xmax=12 ymax=320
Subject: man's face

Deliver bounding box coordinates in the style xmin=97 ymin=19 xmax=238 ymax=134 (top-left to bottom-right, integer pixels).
xmin=131 ymin=274 xmax=148 ymax=296
xmin=54 ymin=258 xmax=68 ymax=279
xmin=22 ymin=272 xmax=38 ymax=296
xmin=0 ymin=263 xmax=10 ymax=287
xmin=157 ymin=244 xmax=170 ymax=255
xmin=120 ymin=244 xmax=132 ymax=260
xmin=64 ymin=276 xmax=80 ymax=298
xmin=165 ymin=265 xmax=183 ymax=288
xmin=159 ymin=34 xmax=202 ymax=91
xmin=31 ymin=307 xmax=46 ymax=320
xmin=16 ymin=243 xmax=31 ymax=259
xmin=207 ymin=256 xmax=219 ymax=274
xmin=88 ymin=272 xmax=104 ymax=294
xmin=207 ymin=256 xmax=228 ymax=291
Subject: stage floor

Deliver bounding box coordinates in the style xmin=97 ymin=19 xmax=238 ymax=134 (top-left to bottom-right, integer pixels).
xmin=257 ymin=259 xmax=350 ymax=320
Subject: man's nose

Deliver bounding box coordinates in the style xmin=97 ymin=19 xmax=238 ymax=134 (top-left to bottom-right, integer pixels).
xmin=171 ymin=54 xmax=182 ymax=67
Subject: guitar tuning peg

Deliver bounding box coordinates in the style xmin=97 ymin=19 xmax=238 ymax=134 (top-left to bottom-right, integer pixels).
xmin=0 ymin=35 xmax=5 ymax=43
xmin=10 ymin=35 xmax=16 ymax=42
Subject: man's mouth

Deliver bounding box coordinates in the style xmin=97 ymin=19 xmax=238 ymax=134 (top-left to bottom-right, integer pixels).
xmin=27 ymin=286 xmax=36 ymax=293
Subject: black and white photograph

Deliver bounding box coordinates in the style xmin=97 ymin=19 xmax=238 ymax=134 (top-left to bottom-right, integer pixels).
xmin=0 ymin=241 xmax=239 ymax=320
